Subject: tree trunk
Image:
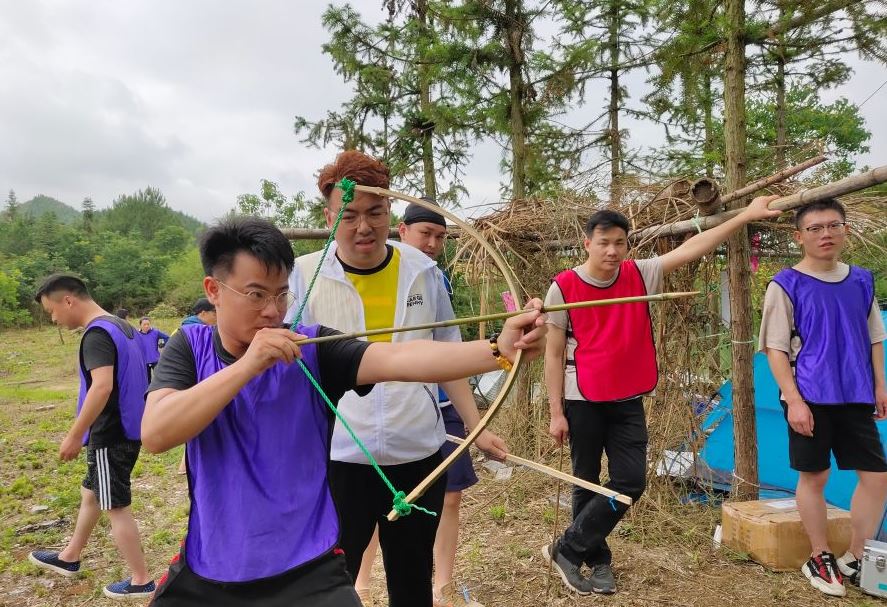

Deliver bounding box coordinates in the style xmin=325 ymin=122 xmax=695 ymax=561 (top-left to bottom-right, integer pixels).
xmin=702 ymin=71 xmax=715 ymax=178
xmin=608 ymin=0 xmax=622 ymax=204
xmin=724 ymin=0 xmax=758 ymax=501
xmin=417 ymin=0 xmax=438 ymax=199
xmin=506 ymin=0 xmax=527 ymax=199
xmin=774 ymin=3 xmax=787 ymax=170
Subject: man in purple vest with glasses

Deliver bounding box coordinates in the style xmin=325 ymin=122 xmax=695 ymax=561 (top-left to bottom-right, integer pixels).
xmin=761 ymin=197 xmax=887 ymax=597
xmin=141 ymin=216 xmax=546 ymax=607
xmin=29 ymin=274 xmax=154 ymax=600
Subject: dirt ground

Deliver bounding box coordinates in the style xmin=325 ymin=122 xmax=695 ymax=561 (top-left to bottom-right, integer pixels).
xmin=0 ymin=323 xmax=883 ymax=606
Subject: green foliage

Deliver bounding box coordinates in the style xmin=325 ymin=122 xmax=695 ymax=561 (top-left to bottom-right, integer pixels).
xmin=236 ymin=180 xmax=324 ymax=228
xmin=845 ymin=232 xmax=887 ymax=305
xmin=18 ymin=195 xmax=81 ymax=224
xmin=0 ymin=186 xmax=207 ymax=322
xmin=161 ymin=248 xmax=206 ymax=313
xmin=148 ymin=302 xmax=181 ymax=318
xmin=91 ymin=234 xmax=169 ymax=311
xmin=0 ymin=269 xmax=31 ymax=327
xmin=99 ymin=187 xmax=202 ymax=240
xmin=743 ymin=86 xmax=870 ymax=180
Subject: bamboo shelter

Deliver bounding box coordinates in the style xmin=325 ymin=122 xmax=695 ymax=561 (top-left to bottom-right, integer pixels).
xmin=449 ymin=161 xmax=887 ymax=496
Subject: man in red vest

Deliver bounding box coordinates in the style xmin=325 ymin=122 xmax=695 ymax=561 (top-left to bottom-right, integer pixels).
xmin=542 ymin=196 xmax=780 ymax=595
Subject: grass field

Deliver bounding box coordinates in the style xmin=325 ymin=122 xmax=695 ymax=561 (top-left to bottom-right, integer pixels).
xmin=0 ymin=320 xmax=883 ymax=606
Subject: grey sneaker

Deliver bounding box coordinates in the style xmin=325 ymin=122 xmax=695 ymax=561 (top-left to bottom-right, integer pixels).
xmin=588 ymin=563 xmax=617 ymax=594
xmin=541 ymin=542 xmax=593 ymax=595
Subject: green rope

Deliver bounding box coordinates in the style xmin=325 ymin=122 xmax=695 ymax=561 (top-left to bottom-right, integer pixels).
xmin=289 ymin=178 xmax=353 ymax=329
xmin=297 ymin=359 xmax=436 ymax=517
xmin=290 ymin=177 xmax=434 ymax=519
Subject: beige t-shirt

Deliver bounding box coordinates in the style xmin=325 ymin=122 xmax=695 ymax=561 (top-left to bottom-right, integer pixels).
xmin=544 ymin=258 xmax=664 ymax=400
xmin=759 ymin=263 xmax=886 ymax=363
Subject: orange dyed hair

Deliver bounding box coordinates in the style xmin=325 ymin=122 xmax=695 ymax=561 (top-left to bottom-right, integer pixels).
xmin=317 ymin=150 xmax=390 ymax=202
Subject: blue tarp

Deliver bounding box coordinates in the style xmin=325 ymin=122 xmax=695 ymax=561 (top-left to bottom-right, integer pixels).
xmin=699 ymin=312 xmax=887 ymax=533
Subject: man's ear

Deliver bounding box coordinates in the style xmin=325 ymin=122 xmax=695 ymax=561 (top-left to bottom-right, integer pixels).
xmin=323 ymin=206 xmax=335 ymax=229
xmin=204 ymin=276 xmax=220 ymax=305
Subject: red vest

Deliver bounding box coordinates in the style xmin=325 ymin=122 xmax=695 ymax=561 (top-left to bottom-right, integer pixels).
xmin=553 ymin=260 xmax=658 ymax=401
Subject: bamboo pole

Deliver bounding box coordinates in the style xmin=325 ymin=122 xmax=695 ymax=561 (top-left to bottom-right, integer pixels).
xmin=718 ymin=154 xmax=826 ymax=206
xmin=630 ymin=163 xmax=887 ymax=242
xmin=446 ymin=434 xmax=633 ymax=505
xmin=294 ymin=291 xmax=699 ymax=345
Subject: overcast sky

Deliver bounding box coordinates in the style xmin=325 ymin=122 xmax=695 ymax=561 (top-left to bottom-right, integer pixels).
xmin=1 ymin=1 xmax=885 ymax=222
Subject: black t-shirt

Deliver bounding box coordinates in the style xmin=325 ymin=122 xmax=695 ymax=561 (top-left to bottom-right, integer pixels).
xmin=148 ymin=325 xmax=373 ymax=408
xmin=80 ymin=315 xmax=137 ymax=447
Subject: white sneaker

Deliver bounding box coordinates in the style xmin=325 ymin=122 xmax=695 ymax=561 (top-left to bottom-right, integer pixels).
xmin=836 ymin=551 xmax=860 ymax=585
xmin=801 ymin=552 xmax=846 ymax=597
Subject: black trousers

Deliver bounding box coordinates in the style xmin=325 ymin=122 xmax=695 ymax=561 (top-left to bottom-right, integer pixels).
xmin=151 ymin=548 xmax=360 ymax=607
xmin=329 ymin=453 xmax=447 ymax=607
xmin=560 ymin=398 xmax=648 ymax=566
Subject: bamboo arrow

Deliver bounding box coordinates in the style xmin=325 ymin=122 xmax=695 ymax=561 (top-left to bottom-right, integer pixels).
xmin=446 ymin=434 xmax=633 ymax=506
xmin=293 ymin=291 xmax=700 ymax=345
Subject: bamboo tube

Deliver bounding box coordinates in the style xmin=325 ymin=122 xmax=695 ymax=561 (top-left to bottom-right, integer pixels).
xmin=446 ymin=435 xmax=633 ymax=505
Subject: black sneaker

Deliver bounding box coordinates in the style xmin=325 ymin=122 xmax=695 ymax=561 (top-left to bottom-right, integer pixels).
xmin=28 ymin=550 xmax=81 ymax=577
xmin=541 ymin=542 xmax=593 ymax=595
xmin=801 ymin=552 xmax=845 ymax=597
xmin=103 ymin=578 xmax=156 ymax=600
xmin=589 ymin=563 xmax=617 ymax=594
xmin=837 ymin=551 xmax=860 ymax=585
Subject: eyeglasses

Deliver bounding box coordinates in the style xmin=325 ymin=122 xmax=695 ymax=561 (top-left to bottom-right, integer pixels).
xmin=214 ymin=280 xmax=296 ymax=311
xmin=803 ymin=222 xmax=848 ymax=235
xmin=338 ymin=208 xmax=390 ymax=228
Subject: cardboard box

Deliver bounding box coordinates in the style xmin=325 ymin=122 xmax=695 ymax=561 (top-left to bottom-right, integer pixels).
xmin=721 ymin=498 xmax=851 ymax=571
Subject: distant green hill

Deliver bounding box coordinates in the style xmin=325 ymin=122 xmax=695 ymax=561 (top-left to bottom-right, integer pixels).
xmin=20 ymin=195 xmax=81 ymax=224
xmin=169 ymin=209 xmax=204 ymax=235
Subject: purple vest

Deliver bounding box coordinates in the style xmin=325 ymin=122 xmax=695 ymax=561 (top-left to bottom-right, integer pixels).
xmin=772 ymin=266 xmax=876 ymax=405
xmin=136 ymin=328 xmax=164 ymax=365
xmin=180 ymin=324 xmax=339 ymax=582
xmin=77 ymin=318 xmax=148 ymax=445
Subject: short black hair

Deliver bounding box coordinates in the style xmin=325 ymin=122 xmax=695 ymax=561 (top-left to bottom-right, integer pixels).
xmin=192 ymin=297 xmax=215 ymax=314
xmin=199 ymin=216 xmax=295 ymax=277
xmin=34 ymin=273 xmax=90 ymax=303
xmin=115 ymin=309 xmax=129 ymax=319
xmin=794 ymin=198 xmax=846 ymax=228
xmin=585 ymin=210 xmax=630 ymax=237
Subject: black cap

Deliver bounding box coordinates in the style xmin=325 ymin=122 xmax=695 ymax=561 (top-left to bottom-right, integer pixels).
xmin=192 ymin=298 xmax=216 ymax=314
xmin=403 ymin=197 xmax=446 ymax=228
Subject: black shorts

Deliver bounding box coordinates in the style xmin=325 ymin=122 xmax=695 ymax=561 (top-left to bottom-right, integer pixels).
xmin=781 ymin=402 xmax=887 ymax=472
xmin=82 ymin=440 xmax=141 ymax=510
xmin=151 ymin=546 xmax=361 ymax=607
xmin=438 ymin=404 xmax=479 ymax=492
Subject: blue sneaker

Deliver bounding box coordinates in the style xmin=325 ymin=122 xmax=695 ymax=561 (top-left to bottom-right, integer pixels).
xmin=103 ymin=578 xmax=156 ymax=600
xmin=28 ymin=550 xmax=81 ymax=577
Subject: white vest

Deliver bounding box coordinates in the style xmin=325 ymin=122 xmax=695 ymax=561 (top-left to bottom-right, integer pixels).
xmin=287 ymin=241 xmax=460 ymax=464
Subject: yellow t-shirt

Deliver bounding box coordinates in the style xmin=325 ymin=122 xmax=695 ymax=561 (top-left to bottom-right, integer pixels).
xmin=343 ymin=246 xmax=401 ymax=342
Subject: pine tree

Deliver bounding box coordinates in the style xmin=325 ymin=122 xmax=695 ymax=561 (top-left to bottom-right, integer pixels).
xmin=4 ymin=189 xmax=19 ymax=220
xmin=81 ymin=197 xmax=96 ymax=234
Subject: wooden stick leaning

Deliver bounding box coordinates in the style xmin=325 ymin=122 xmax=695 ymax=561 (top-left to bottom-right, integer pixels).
xmin=630 ymin=163 xmax=887 ymax=241
xmin=718 ymin=154 xmax=826 ymax=206
xmin=294 ymin=291 xmax=700 ymax=346
xmin=446 ymin=435 xmax=633 ymax=506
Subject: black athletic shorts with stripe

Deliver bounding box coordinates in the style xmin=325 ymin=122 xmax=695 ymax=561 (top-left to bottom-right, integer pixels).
xmin=82 ymin=440 xmax=141 ymax=510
